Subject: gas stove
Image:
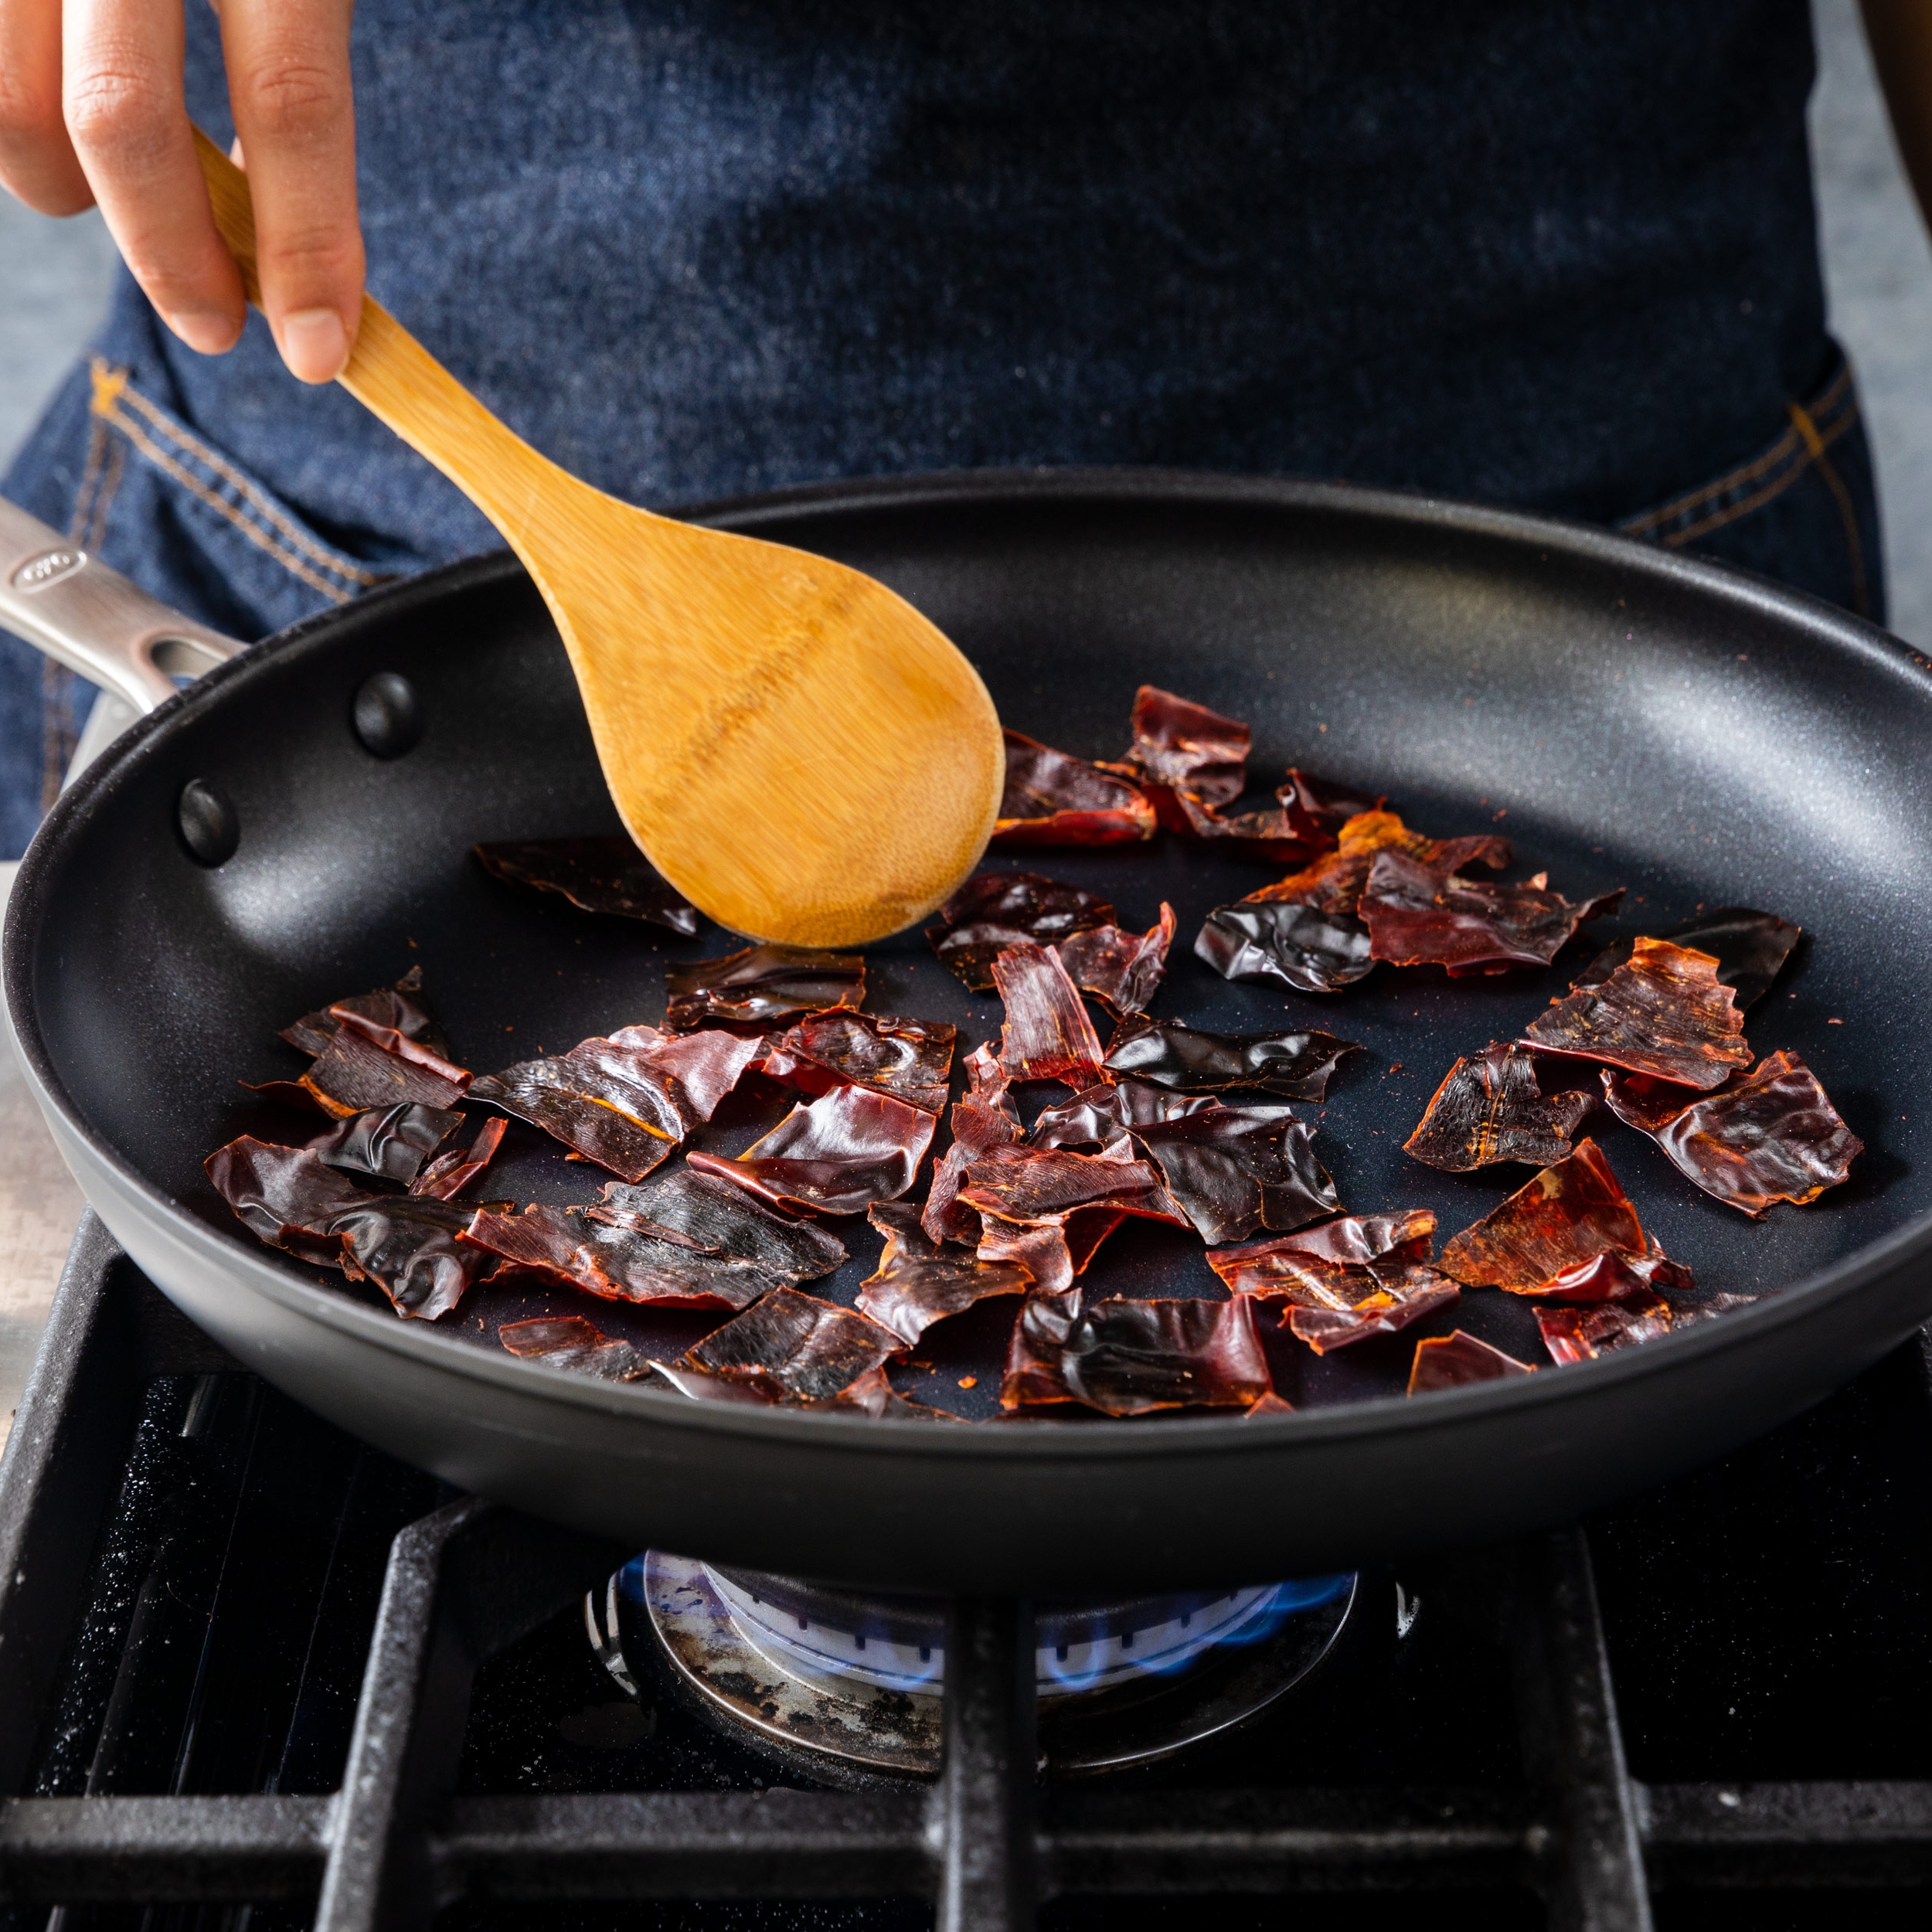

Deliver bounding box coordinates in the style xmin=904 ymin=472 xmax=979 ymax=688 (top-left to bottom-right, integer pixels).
xmin=2 ymin=1216 xmax=1931 ymax=1929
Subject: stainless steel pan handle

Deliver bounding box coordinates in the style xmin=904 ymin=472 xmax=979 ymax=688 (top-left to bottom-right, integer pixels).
xmin=0 ymin=496 xmax=243 ymax=717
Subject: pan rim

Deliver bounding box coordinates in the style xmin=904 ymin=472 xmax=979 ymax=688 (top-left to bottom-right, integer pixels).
xmin=8 ymin=465 xmax=1931 ymax=1458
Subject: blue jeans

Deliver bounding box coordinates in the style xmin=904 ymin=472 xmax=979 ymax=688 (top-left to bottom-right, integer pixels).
xmin=0 ymin=0 xmax=1880 ymax=854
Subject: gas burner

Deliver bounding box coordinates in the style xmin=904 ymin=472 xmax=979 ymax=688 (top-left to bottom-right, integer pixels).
xmin=588 ymin=1552 xmax=1354 ymax=1779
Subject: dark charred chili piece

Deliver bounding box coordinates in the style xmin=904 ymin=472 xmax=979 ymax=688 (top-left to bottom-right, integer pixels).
xmin=1360 ymin=852 xmax=1621 ymax=975
xmin=1132 ymin=1102 xmax=1340 ymax=1244
xmin=927 ymin=872 xmax=1116 ymax=992
xmin=463 ymin=1203 xmax=778 ymax=1309
xmin=499 ymin=1315 xmax=651 ymax=1382
xmin=472 ymin=836 xmax=699 ymax=934
xmin=1194 ymin=901 xmax=1376 ymax=995
xmin=664 ymin=944 xmax=865 ymax=1032
xmin=855 ymin=1202 xmax=1033 ymax=1346
xmin=1244 ymin=811 xmax=1511 ymax=915
xmin=1437 ymin=1140 xmax=1647 ymax=1291
xmin=1408 ymin=1330 xmax=1536 ymax=1394
xmin=1522 ymin=937 xmax=1751 ymax=1089
xmin=468 ymin=1035 xmax=689 ymax=1183
xmin=1054 ymin=906 xmax=1177 ymax=1019
xmin=679 ymin=1286 xmax=903 ymax=1402
xmin=308 ymin=1102 xmax=463 ymax=1185
xmin=1000 ymin=1287 xmax=1272 ymax=1417
xmin=760 ymin=1011 xmax=957 ymax=1114
xmin=1029 ymin=1077 xmax=1216 ymax=1151
xmin=990 ymin=730 xmax=1158 ymax=847
xmin=280 ymin=964 xmax=451 ymax=1060
xmin=1104 ymin=1013 xmax=1358 ymax=1101
xmin=993 ymin=942 xmax=1109 ymax=1088
xmin=1600 ymin=1049 xmax=1863 ymax=1215
xmin=689 ymin=1084 xmax=938 ymax=1216
xmin=586 ymin=1167 xmax=847 ymax=1281
xmin=1576 ymin=906 xmax=1800 ymax=1011
xmin=923 ymin=1044 xmax=1025 ymax=1243
xmin=1403 ymin=1042 xmax=1597 ymax=1172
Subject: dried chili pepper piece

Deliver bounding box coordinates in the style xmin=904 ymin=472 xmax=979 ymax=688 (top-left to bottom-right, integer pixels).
xmin=464 ymin=1202 xmax=777 ymax=1308
xmin=1030 ymin=1077 xmax=1216 ymax=1151
xmin=605 ymin=1025 xmax=767 ymax=1122
xmin=277 ymin=1024 xmax=471 ymax=1119
xmin=1113 ymin=685 xmax=1250 ymax=820
xmin=923 ymin=1044 xmax=1026 ymax=1243
xmin=328 ymin=1194 xmax=497 ymax=1320
xmin=207 ymin=1138 xmax=380 ymax=1268
xmin=469 ymin=1036 xmax=689 ymax=1182
xmin=473 ymin=835 xmax=699 ymax=935
xmin=586 ymin=1167 xmax=847 ymax=1281
xmin=664 ymin=943 xmax=865 ymax=1032
xmin=993 ymin=942 xmax=1109 ymax=1088
xmin=1536 ymin=1289 xmax=1759 ymax=1364
xmin=1104 ymin=1013 xmax=1357 ymax=1101
xmin=1244 ymin=811 xmax=1512 ymax=914
xmin=1133 ymin=1103 xmax=1340 ymax=1244
xmin=1600 ymin=1049 xmax=1862 ymax=1215
xmin=1195 ymin=902 xmax=1377 ymax=995
xmin=1576 ymin=906 xmax=1800 ymax=1011
xmin=1437 ymin=1140 xmax=1647 ymax=1290
xmin=1209 ymin=1207 xmax=1437 ymax=1285
xmin=1404 ymin=1042 xmax=1597 ymax=1172
xmin=1361 ymin=852 xmax=1621 ymax=975
xmin=411 ymin=1116 xmax=508 ymax=1201
xmin=990 ymin=730 xmax=1158 ymax=847
xmin=500 ymin=1314 xmax=651 ymax=1382
xmin=280 ymin=964 xmax=451 ymax=1060
xmin=308 ymin=1101 xmax=463 ymax=1185
xmin=927 ymin=872 xmax=1116 ymax=992
xmin=1514 ymin=1247 xmax=1696 ymax=1304
xmin=855 ymin=1202 xmax=1033 ymax=1345
xmin=1522 ymin=937 xmax=1750 ymax=1090
xmin=1278 ymin=770 xmax=1387 ymax=842
xmin=1165 ymin=791 xmax=1324 ymax=865
xmin=1408 ymin=1330 xmax=1536 ymax=1394
xmin=963 ymin=1141 xmax=1182 ymax=1291
xmin=761 ymin=1011 xmax=957 ymax=1114
xmin=689 ymin=1084 xmax=938 ymax=1216
xmin=1245 ymin=1390 xmax=1296 ymax=1417
xmin=1055 ymin=905 xmax=1177 ymax=1018
xmin=680 ymin=1285 xmax=903 ymax=1402
xmin=1000 ymin=1287 xmax=1272 ymax=1417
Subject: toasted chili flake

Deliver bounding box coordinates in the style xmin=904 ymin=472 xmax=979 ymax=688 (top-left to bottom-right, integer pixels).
xmin=411 ymin=1116 xmax=508 ymax=1200
xmin=308 ymin=1101 xmax=462 ymax=1185
xmin=664 ymin=943 xmax=865 ymax=1032
xmin=473 ymin=835 xmax=698 ymax=934
xmin=1132 ymin=1102 xmax=1340 ymax=1244
xmin=1244 ymin=810 xmax=1511 ymax=914
xmin=1522 ymin=937 xmax=1751 ymax=1089
xmin=280 ymin=965 xmax=449 ymax=1060
xmin=990 ymin=730 xmax=1158 ymax=847
xmin=1408 ymin=1330 xmax=1536 ymax=1394
xmin=469 ymin=1035 xmax=691 ymax=1182
xmin=1000 ymin=1287 xmax=1273 ymax=1416
xmin=855 ymin=1201 xmax=1032 ymax=1346
xmin=1055 ymin=905 xmax=1177 ymax=1018
xmin=500 ymin=1314 xmax=650 ymax=1381
xmin=689 ymin=1084 xmax=938 ymax=1216
xmin=587 ymin=1167 xmax=846 ymax=1281
xmin=1437 ymin=1140 xmax=1647 ymax=1291
xmin=923 ymin=1043 xmax=1026 ymax=1243
xmin=682 ymin=1285 xmax=903 ymax=1401
xmin=1104 ymin=1013 xmax=1357 ymax=1100
xmin=1360 ymin=852 xmax=1621 ymax=974
xmin=1195 ymin=901 xmax=1376 ymax=995
xmin=464 ymin=1202 xmax=776 ymax=1308
xmin=761 ymin=1011 xmax=957 ymax=1114
xmin=1600 ymin=1049 xmax=1862 ymax=1215
xmin=928 ymin=872 xmax=1116 ymax=992
xmin=1403 ymin=1042 xmax=1596 ymax=1172
xmin=1576 ymin=906 xmax=1799 ymax=1011
xmin=992 ymin=942 xmax=1108 ymax=1087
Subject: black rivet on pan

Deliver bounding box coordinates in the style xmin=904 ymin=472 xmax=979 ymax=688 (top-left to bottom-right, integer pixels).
xmin=352 ymin=671 xmax=423 ymax=758
xmin=177 ymin=778 xmax=239 ymax=866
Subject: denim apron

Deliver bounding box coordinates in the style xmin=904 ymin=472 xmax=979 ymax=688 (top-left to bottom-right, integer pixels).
xmin=0 ymin=0 xmax=1880 ymax=855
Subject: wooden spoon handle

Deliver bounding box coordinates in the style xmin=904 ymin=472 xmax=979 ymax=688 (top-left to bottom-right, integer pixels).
xmin=191 ymin=128 xmax=588 ymax=549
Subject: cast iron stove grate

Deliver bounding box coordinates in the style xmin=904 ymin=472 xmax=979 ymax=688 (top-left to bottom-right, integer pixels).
xmin=2 ymin=1216 xmax=1931 ymax=1930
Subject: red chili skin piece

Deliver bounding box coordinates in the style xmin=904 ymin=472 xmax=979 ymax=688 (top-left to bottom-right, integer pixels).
xmin=308 ymin=1101 xmax=463 ymax=1185
xmin=1103 ymin=1013 xmax=1356 ymax=1102
xmin=1408 ymin=1329 xmax=1536 ymax=1394
xmin=1132 ymin=1102 xmax=1340 ymax=1244
xmin=1112 ymin=685 xmax=1250 ymax=822
xmin=587 ymin=1168 xmax=847 ymax=1282
xmin=468 ymin=1036 xmax=689 ymax=1183
xmin=1244 ymin=811 xmax=1511 ymax=914
xmin=992 ymin=941 xmax=1110 ymax=1088
xmin=1055 ymin=904 xmax=1178 ymax=1018
xmin=607 ymin=1025 xmax=767 ymax=1122
xmin=689 ymin=1084 xmax=939 ymax=1216
xmin=500 ymin=1314 xmax=651 ymax=1382
xmin=963 ymin=1141 xmax=1181 ymax=1291
xmin=990 ymin=730 xmax=1158 ymax=847
xmin=1029 ymin=1077 xmax=1216 ymax=1151
xmin=760 ymin=1011 xmax=957 ymax=1115
xmin=1360 ymin=851 xmax=1621 ymax=975
xmin=294 ymin=1026 xmax=471 ymax=1118
xmin=682 ymin=1285 xmax=903 ymax=1402
xmin=1437 ymin=1140 xmax=1648 ymax=1291
xmin=1600 ymin=1049 xmax=1863 ymax=1216
xmin=923 ymin=1044 xmax=1026 ymax=1244
xmin=1512 ymin=1247 xmax=1696 ymax=1304
xmin=1575 ymin=906 xmax=1800 ymax=1011
xmin=927 ymin=872 xmax=1116 ymax=992
xmin=1403 ymin=1042 xmax=1597 ymax=1172
xmin=856 ymin=1201 xmax=1033 ymax=1346
xmin=472 ymin=836 xmax=699 ymax=935
xmin=1522 ymin=937 xmax=1751 ymax=1090
xmin=464 ymin=1202 xmax=777 ymax=1308
xmin=663 ymin=944 xmax=866 ymax=1032
xmin=280 ymin=966 xmax=450 ymax=1060
xmin=1536 ymin=1294 xmax=1677 ymax=1365
xmin=411 ymin=1115 xmax=508 ymax=1200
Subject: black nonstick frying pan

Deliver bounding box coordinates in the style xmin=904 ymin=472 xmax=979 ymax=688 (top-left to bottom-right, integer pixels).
xmin=2 ymin=470 xmax=1929 ymax=1595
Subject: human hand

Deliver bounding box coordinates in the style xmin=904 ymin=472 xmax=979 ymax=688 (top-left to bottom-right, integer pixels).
xmin=0 ymin=0 xmax=362 ymax=383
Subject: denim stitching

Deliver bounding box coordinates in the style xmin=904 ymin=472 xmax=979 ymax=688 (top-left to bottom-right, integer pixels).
xmin=1789 ymin=400 xmax=1871 ymax=618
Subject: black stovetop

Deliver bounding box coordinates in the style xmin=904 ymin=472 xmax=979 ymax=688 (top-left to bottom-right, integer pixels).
xmin=2 ymin=1216 xmax=1930 ymax=1930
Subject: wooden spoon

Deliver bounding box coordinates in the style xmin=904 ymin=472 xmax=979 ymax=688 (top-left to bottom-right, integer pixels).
xmin=191 ymin=131 xmax=1002 ymax=947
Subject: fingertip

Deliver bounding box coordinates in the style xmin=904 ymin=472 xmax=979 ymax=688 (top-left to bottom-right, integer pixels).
xmin=278 ymin=305 xmax=349 ymax=383
xmin=166 ymin=307 xmax=246 ymax=356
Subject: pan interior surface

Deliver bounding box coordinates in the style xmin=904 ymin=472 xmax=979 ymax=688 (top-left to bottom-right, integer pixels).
xmin=13 ymin=474 xmax=1930 ymax=1429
